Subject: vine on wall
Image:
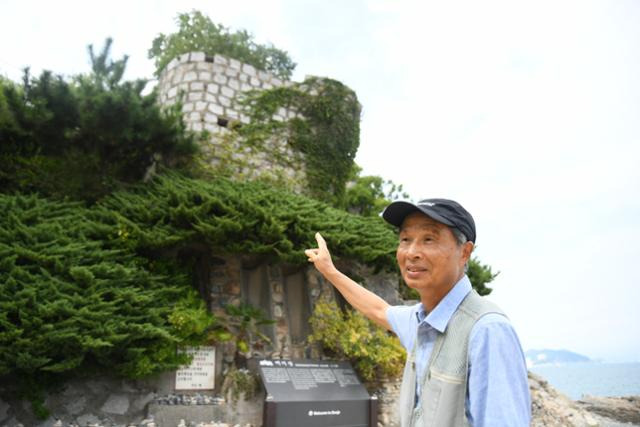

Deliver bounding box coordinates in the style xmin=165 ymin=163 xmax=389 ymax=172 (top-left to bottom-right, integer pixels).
xmin=233 ymin=76 xmax=361 ymax=206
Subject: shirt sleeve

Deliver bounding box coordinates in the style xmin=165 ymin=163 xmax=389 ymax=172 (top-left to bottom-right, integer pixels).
xmin=385 ymin=305 xmax=418 ymax=352
xmin=466 ymin=313 xmax=532 ymax=427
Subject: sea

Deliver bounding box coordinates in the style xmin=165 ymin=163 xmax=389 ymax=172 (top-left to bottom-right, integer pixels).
xmin=529 ymin=361 xmax=640 ymax=400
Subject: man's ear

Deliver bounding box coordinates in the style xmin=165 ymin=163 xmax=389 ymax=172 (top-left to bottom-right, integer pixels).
xmin=461 ymin=241 xmax=474 ymax=263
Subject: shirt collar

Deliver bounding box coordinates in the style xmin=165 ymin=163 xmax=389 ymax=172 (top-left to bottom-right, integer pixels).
xmin=416 ymin=275 xmax=472 ymax=333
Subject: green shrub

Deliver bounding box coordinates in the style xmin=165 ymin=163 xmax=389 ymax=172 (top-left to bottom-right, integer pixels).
xmin=309 ymin=300 xmax=405 ymax=382
xmin=0 ymin=193 xmax=213 ymax=381
xmin=101 ymin=172 xmax=399 ymax=271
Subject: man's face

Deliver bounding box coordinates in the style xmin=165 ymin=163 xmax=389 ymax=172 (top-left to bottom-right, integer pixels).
xmin=396 ymin=212 xmax=473 ymax=302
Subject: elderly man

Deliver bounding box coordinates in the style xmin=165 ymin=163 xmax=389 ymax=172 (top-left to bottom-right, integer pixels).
xmin=305 ymin=199 xmax=531 ymax=426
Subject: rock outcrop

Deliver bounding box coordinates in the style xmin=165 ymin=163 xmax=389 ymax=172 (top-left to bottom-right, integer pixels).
xmin=530 ymin=371 xmax=600 ymax=426
xmin=529 ymin=371 xmax=640 ymax=427
xmin=577 ymin=395 xmax=640 ymax=424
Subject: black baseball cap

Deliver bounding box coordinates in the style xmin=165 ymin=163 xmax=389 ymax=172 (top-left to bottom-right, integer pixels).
xmin=382 ymin=198 xmax=476 ymax=243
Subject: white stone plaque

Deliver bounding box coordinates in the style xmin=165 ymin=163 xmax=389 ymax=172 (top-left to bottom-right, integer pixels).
xmin=175 ymin=346 xmax=216 ymax=390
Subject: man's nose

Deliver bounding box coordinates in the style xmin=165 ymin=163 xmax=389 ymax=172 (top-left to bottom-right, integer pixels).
xmin=407 ymin=242 xmax=422 ymax=258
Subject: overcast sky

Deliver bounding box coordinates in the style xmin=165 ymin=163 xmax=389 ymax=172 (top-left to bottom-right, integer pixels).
xmin=2 ymin=0 xmax=639 ymax=363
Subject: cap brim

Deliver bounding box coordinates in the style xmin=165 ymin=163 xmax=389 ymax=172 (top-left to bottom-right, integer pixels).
xmin=382 ymin=201 xmax=455 ymax=228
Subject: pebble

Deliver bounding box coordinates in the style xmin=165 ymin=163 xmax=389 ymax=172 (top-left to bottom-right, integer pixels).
xmin=153 ymin=393 xmax=225 ymax=406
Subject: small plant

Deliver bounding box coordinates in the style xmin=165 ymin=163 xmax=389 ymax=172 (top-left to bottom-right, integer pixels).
xmin=308 ymin=300 xmax=405 ymax=382
xmin=208 ymin=303 xmax=274 ymax=362
xmin=221 ymin=367 xmax=260 ymax=404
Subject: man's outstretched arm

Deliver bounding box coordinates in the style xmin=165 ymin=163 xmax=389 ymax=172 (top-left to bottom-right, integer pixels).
xmin=305 ymin=232 xmax=391 ymax=330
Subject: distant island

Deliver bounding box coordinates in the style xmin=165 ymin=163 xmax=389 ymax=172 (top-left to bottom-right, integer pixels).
xmin=526 ymin=349 xmax=591 ymax=366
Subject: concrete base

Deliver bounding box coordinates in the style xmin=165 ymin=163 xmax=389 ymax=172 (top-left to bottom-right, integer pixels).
xmin=148 ymin=395 xmax=263 ymax=427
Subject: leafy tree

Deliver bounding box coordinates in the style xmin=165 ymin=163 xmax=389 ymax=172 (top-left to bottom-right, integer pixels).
xmin=344 ymin=164 xmax=409 ymax=216
xmin=149 ymin=11 xmax=296 ymax=79
xmin=467 ymin=256 xmax=498 ymax=296
xmin=0 ymin=38 xmax=199 ymax=201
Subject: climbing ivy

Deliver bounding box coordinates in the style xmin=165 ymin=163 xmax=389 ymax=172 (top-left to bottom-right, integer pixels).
xmin=234 ymin=76 xmax=361 ymax=206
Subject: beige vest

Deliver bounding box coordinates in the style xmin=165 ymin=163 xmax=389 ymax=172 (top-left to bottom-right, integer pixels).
xmin=398 ymin=290 xmax=504 ymax=427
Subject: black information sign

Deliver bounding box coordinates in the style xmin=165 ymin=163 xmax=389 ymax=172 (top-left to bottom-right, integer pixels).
xmin=257 ymin=359 xmax=377 ymax=427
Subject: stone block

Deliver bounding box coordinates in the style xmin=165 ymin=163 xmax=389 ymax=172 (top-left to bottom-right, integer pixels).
xmin=172 ymin=72 xmax=183 ymax=85
xmin=188 ymin=92 xmax=203 ymax=101
xmin=132 ymin=392 xmax=156 ymax=412
xmin=250 ymin=77 xmax=261 ymax=87
xmin=214 ymin=74 xmax=228 ymax=85
xmin=189 ymin=51 xmax=206 ymax=62
xmin=167 ymin=58 xmax=179 ymax=71
xmin=218 ymin=95 xmax=231 ymax=107
xmin=0 ymin=397 xmax=9 ymax=421
xmin=212 ymin=63 xmax=225 ymax=74
xmin=205 ymin=93 xmax=217 ymax=103
xmin=214 ymin=55 xmax=229 ymax=65
xmin=229 ymin=58 xmax=241 ymax=70
xmin=190 ymin=81 xmax=205 ymax=91
xmin=240 ymin=114 xmax=251 ymax=124
xmin=258 ymin=70 xmax=271 ymax=81
xmin=184 ymin=71 xmax=197 ymax=82
xmin=273 ymin=305 xmax=283 ymax=318
xmin=178 ymin=53 xmax=190 ymax=63
xmin=227 ymin=110 xmax=239 ymax=119
xmin=101 ymin=393 xmax=130 ymax=415
xmin=204 ymin=123 xmax=219 ymax=133
xmin=241 ymin=82 xmax=253 ymax=91
xmin=189 ymin=122 xmax=203 ymax=132
xmin=197 ymin=61 xmax=213 ymax=71
xmin=196 ymin=101 xmax=208 ymax=112
xmin=205 ymin=113 xmax=218 ymax=123
xmin=242 ymin=63 xmax=257 ymax=76
xmin=188 ymin=112 xmax=201 ymax=121
xmin=181 ymin=102 xmax=194 ymax=113
xmin=225 ymin=68 xmax=239 ymax=78
xmin=76 ymin=413 xmax=101 ymax=426
xmin=64 ymin=395 xmax=87 ymax=415
xmin=220 ymin=86 xmax=235 ymax=98
xmin=86 ymin=379 xmax=109 ymax=395
xmin=228 ymin=79 xmax=240 ymax=91
xmin=206 ymin=83 xmax=220 ymax=94
xmin=208 ymin=103 xmax=224 ymax=115
xmin=167 ymin=86 xmax=178 ymax=99
xmin=238 ymin=73 xmax=248 ymax=82
xmin=199 ymin=71 xmax=212 ymax=81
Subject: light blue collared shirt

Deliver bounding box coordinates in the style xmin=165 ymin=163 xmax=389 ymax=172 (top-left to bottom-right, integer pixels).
xmin=386 ymin=276 xmax=531 ymax=426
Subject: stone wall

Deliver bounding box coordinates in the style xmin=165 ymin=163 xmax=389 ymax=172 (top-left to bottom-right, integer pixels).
xmin=156 ymin=52 xmax=307 ymax=189
xmin=0 ymin=259 xmax=403 ymax=427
